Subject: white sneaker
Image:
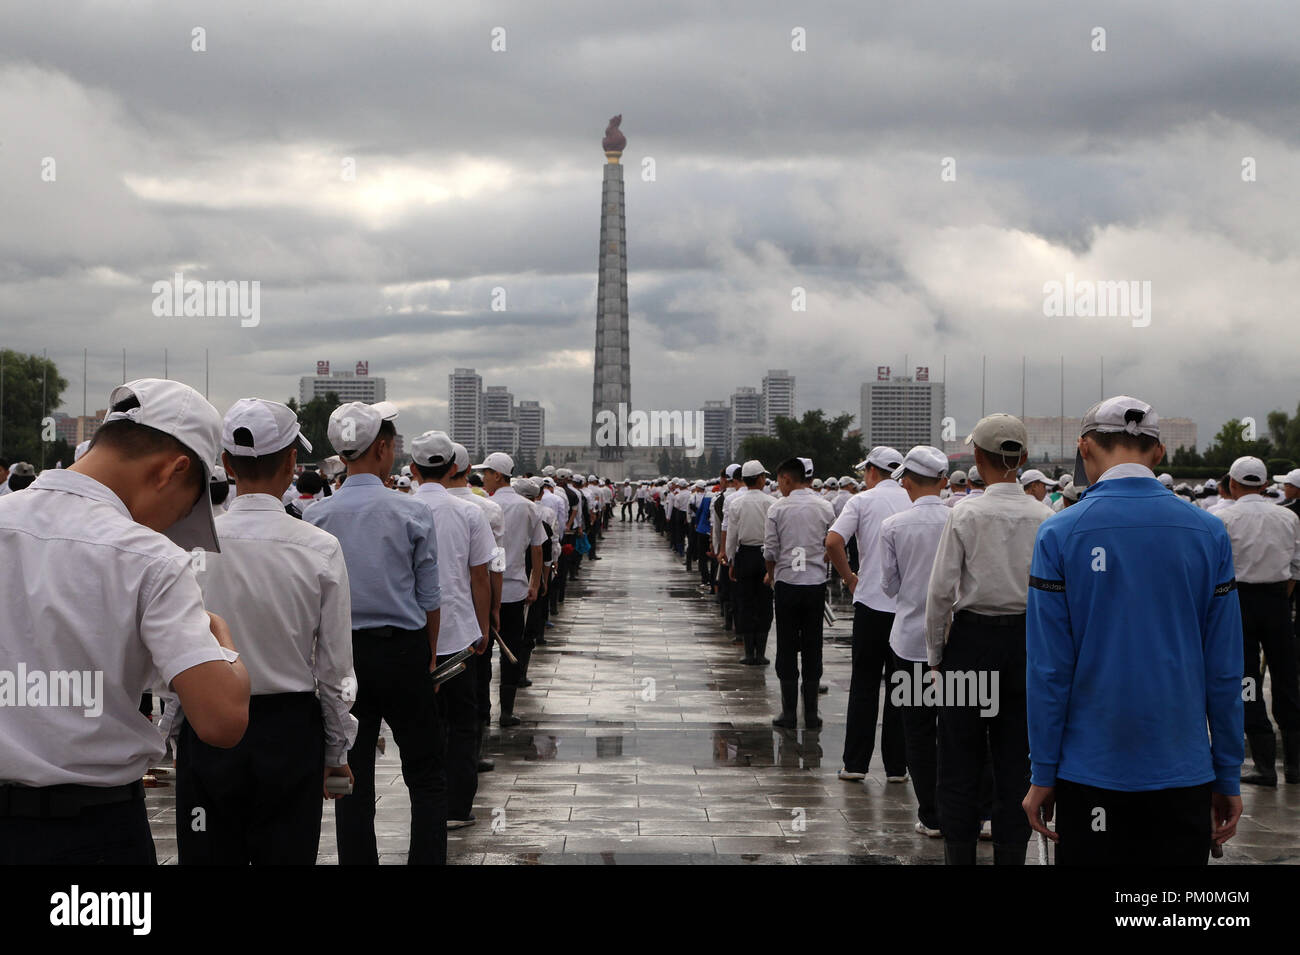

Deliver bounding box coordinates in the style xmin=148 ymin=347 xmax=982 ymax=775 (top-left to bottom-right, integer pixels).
xmin=914 ymin=821 xmax=942 ymax=838
xmin=980 ymin=819 xmax=993 ymax=841
xmin=837 ymin=768 xmax=866 ymax=781
xmin=447 ymin=816 xmax=477 ymax=830
xmin=886 ymin=773 xmax=909 ymax=783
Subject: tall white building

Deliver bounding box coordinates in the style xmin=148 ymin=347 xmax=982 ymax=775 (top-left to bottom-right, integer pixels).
xmin=482 ymin=385 xmax=514 ymax=424
xmin=762 ymin=369 xmax=795 ymax=432
xmin=700 ymin=400 xmax=731 ymax=462
xmin=516 ymin=400 xmax=545 ymax=468
xmin=730 ymin=386 xmax=765 ymax=458
xmin=860 ymin=369 xmax=945 ymax=452
xmin=299 ymin=361 xmax=386 ymax=405
xmin=448 ymin=368 xmax=483 ymax=460
xmin=482 ymin=420 xmax=520 ymax=458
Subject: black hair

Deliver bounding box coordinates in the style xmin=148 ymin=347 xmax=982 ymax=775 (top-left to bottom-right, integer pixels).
xmin=91 ymin=396 xmax=204 ymax=494
xmin=296 ymin=470 xmax=324 ymax=495
xmin=224 ymin=443 xmax=298 ymax=484
xmin=468 ymin=471 xmax=484 ymax=487
xmin=775 ymin=458 xmax=807 ymax=482
xmin=743 ymin=474 xmax=765 ymax=488
xmin=1083 ymin=430 xmax=1160 ymax=455
xmin=413 ymin=459 xmax=455 ymax=482
xmin=901 ymin=468 xmax=944 ymax=488
xmin=209 ymin=479 xmax=229 ymax=506
xmin=8 ymin=474 xmax=35 ymax=492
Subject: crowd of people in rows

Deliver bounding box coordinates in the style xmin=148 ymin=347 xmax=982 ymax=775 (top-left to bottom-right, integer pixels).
xmin=2 ymin=382 xmax=1297 ymax=866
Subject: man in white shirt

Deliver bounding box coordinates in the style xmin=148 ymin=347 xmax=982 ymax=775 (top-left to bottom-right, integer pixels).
xmin=924 ymin=414 xmax=1052 ymax=865
xmin=410 ymin=431 xmax=494 ymax=824
xmin=1220 ymin=455 xmax=1300 ymax=786
xmin=476 ymin=452 xmax=545 ymax=726
xmin=0 ymin=379 xmax=249 ymax=864
xmin=446 ymin=442 xmax=504 ymax=771
xmin=1018 ymin=468 xmax=1056 ymax=504
xmin=727 ymin=461 xmax=776 ymax=665
xmin=186 ymin=397 xmax=357 ymax=864
xmin=826 ymin=446 xmax=910 ymax=783
xmin=880 ymin=446 xmax=951 ymax=838
xmin=764 ymin=458 xmax=837 ymax=728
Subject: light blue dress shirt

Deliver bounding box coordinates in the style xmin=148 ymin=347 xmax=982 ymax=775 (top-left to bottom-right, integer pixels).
xmin=305 ymin=473 xmax=440 ymax=631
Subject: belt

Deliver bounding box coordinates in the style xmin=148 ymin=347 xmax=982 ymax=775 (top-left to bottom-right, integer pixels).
xmin=736 ymin=543 xmax=764 ymax=551
xmin=0 ymin=779 xmax=144 ymax=819
xmin=1237 ymin=581 xmax=1289 ymax=594
xmin=954 ymin=609 xmax=1025 ymax=628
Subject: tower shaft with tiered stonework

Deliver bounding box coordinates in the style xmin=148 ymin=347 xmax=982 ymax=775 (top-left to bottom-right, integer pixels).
xmin=590 ymin=115 xmax=631 ymax=459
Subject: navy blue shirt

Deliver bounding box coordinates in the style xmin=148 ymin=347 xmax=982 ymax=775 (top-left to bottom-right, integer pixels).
xmin=1027 ymin=470 xmax=1244 ymax=795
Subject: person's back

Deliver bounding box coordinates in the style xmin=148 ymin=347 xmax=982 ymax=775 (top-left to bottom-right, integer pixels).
xmin=1029 ymin=475 xmax=1241 ymax=791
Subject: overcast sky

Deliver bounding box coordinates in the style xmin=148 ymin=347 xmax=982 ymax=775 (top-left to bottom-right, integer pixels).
xmin=2 ymin=1 xmax=1298 ymax=448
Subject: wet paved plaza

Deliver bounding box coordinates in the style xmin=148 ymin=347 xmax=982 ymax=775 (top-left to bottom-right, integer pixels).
xmin=147 ymin=519 xmax=1300 ymax=864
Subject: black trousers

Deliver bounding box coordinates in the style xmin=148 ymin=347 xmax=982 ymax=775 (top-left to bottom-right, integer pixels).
xmin=936 ymin=612 xmax=1030 ymax=847
xmin=893 ymin=654 xmax=940 ymax=831
xmin=842 ymin=603 xmax=906 ymax=775
xmin=1055 ymin=779 xmax=1211 ymax=866
xmin=498 ymin=599 xmax=528 ymax=686
xmin=0 ymin=790 xmax=155 ymax=864
xmin=338 ymin=626 xmax=446 ymax=865
xmin=436 ymin=657 xmax=479 ymax=821
xmin=731 ymin=545 xmax=773 ymax=641
xmin=177 ymin=691 xmax=324 ymax=865
xmin=474 ymin=647 xmax=492 ymax=724
xmin=774 ymin=582 xmax=826 ymax=685
xmin=621 ymin=501 xmax=632 ymax=520
xmin=1239 ymin=584 xmax=1300 ymax=734
xmin=698 ymin=533 xmax=717 ymax=586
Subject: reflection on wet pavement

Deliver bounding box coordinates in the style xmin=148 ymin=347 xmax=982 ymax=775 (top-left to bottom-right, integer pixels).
xmin=146 ymin=519 xmax=1300 ymax=864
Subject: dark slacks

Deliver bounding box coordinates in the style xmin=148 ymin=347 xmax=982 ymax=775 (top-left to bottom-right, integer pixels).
xmin=436 ymin=657 xmax=479 ymax=821
xmin=842 ymin=603 xmax=906 ymax=775
xmin=337 ymin=626 xmax=446 ymax=865
xmin=731 ymin=545 xmax=773 ymax=641
xmin=774 ymin=581 xmax=826 ymax=685
xmin=0 ymin=789 xmax=155 ymax=865
xmin=936 ymin=612 xmax=1030 ymax=847
xmin=698 ymin=533 xmax=717 ymax=586
xmin=893 ymin=654 xmax=940 ymax=831
xmin=1055 ymin=779 xmax=1211 ymax=866
xmin=1239 ymin=584 xmax=1300 ymax=734
xmin=498 ymin=599 xmax=528 ymax=686
xmin=177 ymin=691 xmax=324 ymax=864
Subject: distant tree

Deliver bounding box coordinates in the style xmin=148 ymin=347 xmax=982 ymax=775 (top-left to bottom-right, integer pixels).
xmin=0 ymin=349 xmax=68 ymax=470
xmin=288 ymin=392 xmax=341 ymax=462
xmin=1268 ymin=404 xmax=1300 ymax=464
xmin=738 ymin=410 xmax=864 ymax=478
xmin=1201 ymin=419 xmax=1272 ymax=470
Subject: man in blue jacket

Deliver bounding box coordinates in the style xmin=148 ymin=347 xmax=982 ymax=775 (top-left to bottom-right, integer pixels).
xmin=1023 ymin=396 xmax=1244 ymax=865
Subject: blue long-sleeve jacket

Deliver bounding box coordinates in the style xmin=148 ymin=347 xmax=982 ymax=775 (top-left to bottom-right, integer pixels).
xmin=1026 ymin=476 xmax=1244 ymax=795
xmin=696 ymin=493 xmax=712 ymax=535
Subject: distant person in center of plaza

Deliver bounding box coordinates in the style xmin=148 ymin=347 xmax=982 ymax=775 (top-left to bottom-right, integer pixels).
xmin=725 ymin=460 xmax=775 ymax=666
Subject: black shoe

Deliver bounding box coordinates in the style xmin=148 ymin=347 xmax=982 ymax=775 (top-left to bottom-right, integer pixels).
xmin=477 ymin=759 xmax=495 ymax=773
xmin=818 ymin=684 xmax=829 ymax=694
xmin=517 ymin=677 xmax=533 ymax=688
xmin=802 ymin=682 xmax=822 ymax=729
xmin=772 ymin=712 xmax=798 ymax=728
xmin=1241 ymin=772 xmax=1278 ymax=787
xmin=773 ymin=680 xmax=799 ymax=728
xmin=756 ymin=656 xmax=770 ymax=665
xmin=1244 ymin=732 xmax=1278 ymax=786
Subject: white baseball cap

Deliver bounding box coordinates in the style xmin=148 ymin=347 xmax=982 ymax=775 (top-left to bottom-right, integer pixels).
xmin=411 ymin=430 xmax=455 ymax=468
xmin=473 ymin=451 xmax=514 ymax=475
xmin=1018 ymin=468 xmax=1056 ymax=488
xmin=1229 ymin=456 xmax=1267 ymax=487
xmin=725 ymin=463 xmax=741 ymax=480
xmin=741 ymin=459 xmax=767 ymax=478
xmin=1080 ymin=396 xmax=1159 ymax=439
xmin=1157 ymin=472 xmax=1174 ymax=487
xmin=864 ymin=446 xmax=904 ymax=472
xmin=328 ymin=401 xmax=396 ymax=460
xmin=1272 ymin=468 xmax=1300 ymax=489
xmin=556 ymin=467 xmax=573 ymax=479
xmin=73 ymin=439 xmax=91 ymax=462
xmin=395 ymin=475 xmax=412 ymax=489
xmin=965 ymin=415 xmax=1028 ymax=455
xmin=104 ymin=378 xmax=223 ymax=552
xmin=811 ymin=478 xmax=823 ymax=489
xmin=892 ymin=446 xmax=949 ymax=480
xmin=223 ymin=398 xmax=311 ymax=457
xmin=825 ymin=477 xmax=839 ymax=489
xmin=542 ymin=465 xmax=556 ymax=477
xmin=968 ymin=465 xmax=984 ymax=484
xmin=948 ymin=469 xmax=968 ymax=486
xmin=797 ymin=457 xmax=814 ymax=478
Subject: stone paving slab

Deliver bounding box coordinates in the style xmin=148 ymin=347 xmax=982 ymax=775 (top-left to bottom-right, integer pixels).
xmin=146 ymin=518 xmax=1300 ymax=864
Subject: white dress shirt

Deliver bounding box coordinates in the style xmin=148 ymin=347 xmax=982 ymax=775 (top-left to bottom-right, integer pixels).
xmin=724 ymin=487 xmax=773 ymax=562
xmin=197 ymin=493 xmax=358 ymax=766
xmin=924 ymin=481 xmax=1054 ymax=664
xmin=448 ymin=486 xmax=504 ymax=547
xmin=490 ymin=485 xmax=547 ymax=603
xmin=829 ymin=478 xmax=911 ymax=612
xmin=880 ymin=495 xmax=950 ymax=662
xmin=542 ymin=487 xmax=568 ymax=534
xmin=763 ymin=488 xmax=836 ymax=585
xmin=412 ymin=483 xmax=496 ymax=655
xmin=0 ymin=469 xmax=236 ymax=786
xmin=1219 ymin=493 xmax=1300 ymax=583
